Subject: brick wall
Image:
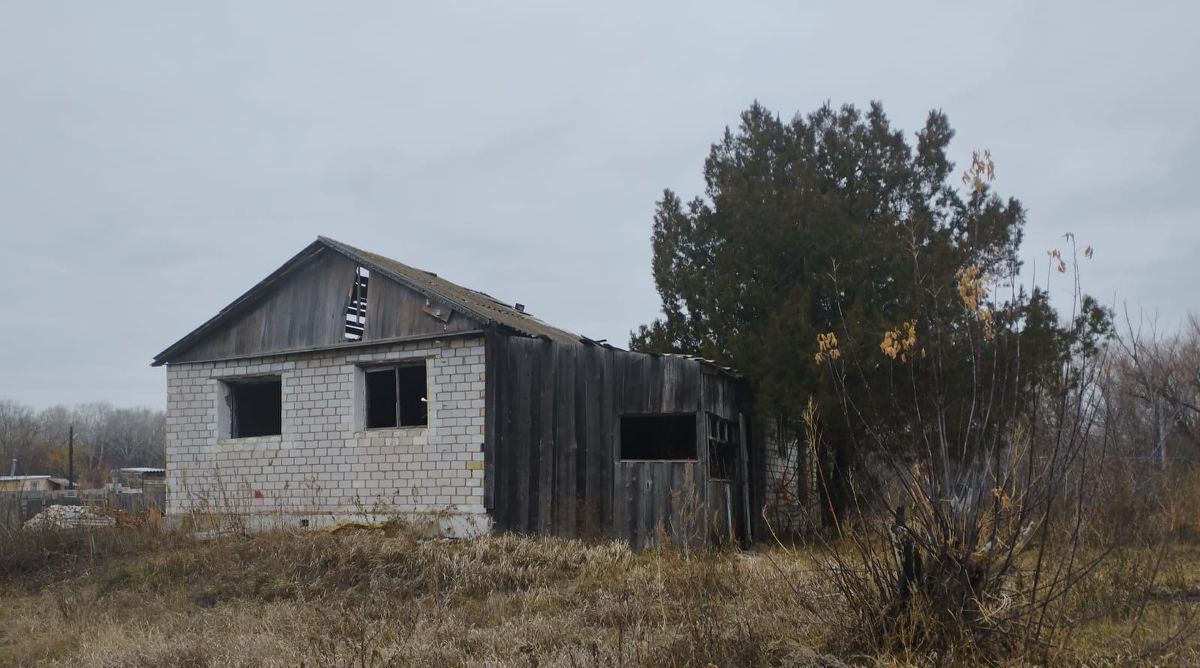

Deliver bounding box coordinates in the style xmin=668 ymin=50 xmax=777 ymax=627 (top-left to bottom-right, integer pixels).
xmin=165 ymin=336 xmax=487 ymax=533
xmin=763 ymin=425 xmax=821 ymax=535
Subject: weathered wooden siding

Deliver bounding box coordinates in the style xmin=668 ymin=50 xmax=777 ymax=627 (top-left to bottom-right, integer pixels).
xmin=487 ymin=333 xmax=750 ymax=547
xmin=363 ymin=275 xmax=477 ymax=340
xmin=170 ymin=248 xmax=482 ymax=363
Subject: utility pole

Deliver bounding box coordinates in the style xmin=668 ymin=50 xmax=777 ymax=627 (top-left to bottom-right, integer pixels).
xmin=68 ymin=425 xmax=75 ymax=490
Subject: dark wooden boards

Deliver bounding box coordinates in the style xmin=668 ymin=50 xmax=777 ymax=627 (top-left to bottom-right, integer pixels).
xmin=170 ymin=248 xmax=358 ymax=363
xmin=487 ymin=334 xmax=749 ymax=547
xmin=364 ymin=276 xmax=478 ymax=340
xmin=166 ymin=247 xmax=484 ymax=364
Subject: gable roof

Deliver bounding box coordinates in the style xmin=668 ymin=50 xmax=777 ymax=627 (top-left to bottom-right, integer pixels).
xmin=152 ymin=237 xmax=582 ymax=366
xmin=318 ymin=237 xmax=580 ymax=344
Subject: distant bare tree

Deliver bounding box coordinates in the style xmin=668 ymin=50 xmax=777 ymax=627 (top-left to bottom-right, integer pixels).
xmin=0 ymin=400 xmax=39 ymax=474
xmin=0 ymin=399 xmax=165 ymax=485
xmin=1108 ymin=313 xmax=1200 ymax=469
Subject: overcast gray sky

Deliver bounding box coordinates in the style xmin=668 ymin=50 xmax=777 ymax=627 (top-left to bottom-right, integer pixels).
xmin=1 ymin=1 xmax=1197 ymax=409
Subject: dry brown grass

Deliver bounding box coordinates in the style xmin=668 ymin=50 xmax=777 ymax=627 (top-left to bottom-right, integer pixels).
xmin=1 ymin=523 xmax=1197 ymax=667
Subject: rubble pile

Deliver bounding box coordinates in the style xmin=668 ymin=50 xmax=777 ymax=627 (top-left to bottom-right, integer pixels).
xmin=23 ymin=504 xmax=118 ymax=531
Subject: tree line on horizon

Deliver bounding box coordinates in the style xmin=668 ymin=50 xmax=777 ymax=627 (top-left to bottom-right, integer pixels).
xmin=0 ymin=399 xmax=164 ymax=487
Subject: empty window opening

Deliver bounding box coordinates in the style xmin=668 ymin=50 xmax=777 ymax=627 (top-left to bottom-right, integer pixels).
xmin=397 ymin=365 xmax=427 ymax=426
xmin=365 ymin=368 xmax=398 ymax=428
xmin=224 ymin=376 xmax=282 ymax=438
xmin=707 ymin=413 xmax=740 ymax=480
xmin=344 ymin=266 xmax=370 ymax=341
xmin=364 ymin=362 xmax=428 ymax=428
xmin=620 ymin=414 xmax=697 ymax=460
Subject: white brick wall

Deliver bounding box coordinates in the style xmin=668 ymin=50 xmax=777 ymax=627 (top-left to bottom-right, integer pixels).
xmin=763 ymin=428 xmax=820 ymax=534
xmin=164 ymin=336 xmax=487 ymax=529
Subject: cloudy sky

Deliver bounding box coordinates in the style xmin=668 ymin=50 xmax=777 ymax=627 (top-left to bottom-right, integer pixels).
xmin=1 ymin=2 xmax=1196 ymax=409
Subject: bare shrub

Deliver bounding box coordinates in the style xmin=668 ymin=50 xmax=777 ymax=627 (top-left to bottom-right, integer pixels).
xmin=777 ymin=211 xmax=1186 ymax=662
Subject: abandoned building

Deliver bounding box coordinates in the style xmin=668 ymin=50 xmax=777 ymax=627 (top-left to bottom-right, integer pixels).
xmin=153 ymin=237 xmax=764 ymax=545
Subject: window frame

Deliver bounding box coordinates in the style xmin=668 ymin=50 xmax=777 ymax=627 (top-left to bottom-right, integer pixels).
xmin=360 ymin=360 xmax=429 ymax=430
xmin=218 ymin=374 xmax=283 ymax=440
xmin=705 ymin=412 xmax=740 ymax=481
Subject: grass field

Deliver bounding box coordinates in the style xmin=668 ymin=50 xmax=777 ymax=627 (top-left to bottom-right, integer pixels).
xmin=2 ymin=522 xmax=1199 ymax=667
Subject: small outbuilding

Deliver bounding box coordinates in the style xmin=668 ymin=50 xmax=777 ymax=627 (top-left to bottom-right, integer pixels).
xmin=153 ymin=237 xmax=760 ymax=546
xmin=110 ymin=467 xmax=166 ymax=491
xmin=0 ymin=475 xmax=70 ymax=492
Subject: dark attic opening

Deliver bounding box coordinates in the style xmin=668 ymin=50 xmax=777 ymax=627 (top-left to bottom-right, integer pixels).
xmin=344 ymin=266 xmax=370 ymax=341
xmin=620 ymin=414 xmax=697 ymax=461
xmin=364 ymin=362 xmax=428 ymax=428
xmin=225 ymin=376 xmax=282 ymax=438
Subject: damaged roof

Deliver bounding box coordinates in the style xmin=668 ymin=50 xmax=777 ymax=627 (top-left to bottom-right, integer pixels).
xmin=152 ymin=236 xmax=582 ymax=365
xmin=318 ymin=237 xmax=580 ymax=344
xmin=152 ymin=236 xmax=742 ymax=378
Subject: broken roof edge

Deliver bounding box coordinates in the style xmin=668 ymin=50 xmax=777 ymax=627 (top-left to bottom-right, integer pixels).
xmin=657 ymin=352 xmax=743 ymax=379
xmin=149 ymin=236 xmax=739 ymax=376
xmin=316 ymin=236 xmax=582 ymax=344
xmin=577 ymin=337 xmax=743 ymax=379
xmin=152 ymin=236 xmax=584 ymax=366
xmin=315 ymin=237 xmax=497 ymax=329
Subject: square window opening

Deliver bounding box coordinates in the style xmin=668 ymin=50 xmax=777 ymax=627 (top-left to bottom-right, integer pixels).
xmin=363 ymin=361 xmax=427 ymax=429
xmin=620 ymin=414 xmax=697 ymax=460
xmin=223 ymin=376 xmax=282 ymax=438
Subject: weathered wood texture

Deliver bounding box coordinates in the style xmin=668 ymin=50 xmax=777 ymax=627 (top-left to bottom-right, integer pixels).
xmin=364 ymin=276 xmax=477 ymax=340
xmin=169 ymin=248 xmax=481 ymax=363
xmin=487 ymin=333 xmax=752 ymax=547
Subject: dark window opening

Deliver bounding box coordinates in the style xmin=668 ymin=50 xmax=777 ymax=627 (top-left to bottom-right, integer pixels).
xmin=226 ymin=377 xmax=282 ymax=438
xmin=620 ymin=414 xmax=697 ymax=460
xmin=397 ymin=364 xmax=427 ymax=427
xmin=365 ymin=369 xmax=398 ymax=428
xmin=707 ymin=413 xmax=740 ymax=480
xmin=364 ymin=362 xmax=427 ymax=428
xmin=344 ymin=266 xmax=370 ymax=341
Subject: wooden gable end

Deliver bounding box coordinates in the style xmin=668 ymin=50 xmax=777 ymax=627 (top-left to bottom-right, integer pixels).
xmin=361 ymin=270 xmax=480 ymax=340
xmin=164 ymin=246 xmax=483 ymax=364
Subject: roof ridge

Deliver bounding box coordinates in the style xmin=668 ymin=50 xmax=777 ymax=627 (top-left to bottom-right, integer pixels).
xmin=317 ymin=237 xmax=582 ymax=344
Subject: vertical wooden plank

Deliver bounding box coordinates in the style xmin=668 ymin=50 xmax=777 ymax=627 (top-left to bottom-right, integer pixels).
xmin=555 ymin=344 xmax=577 ymax=536
xmin=738 ymin=413 xmax=753 ymax=546
xmin=654 ymin=464 xmax=669 ymax=546
xmin=623 ymin=463 xmax=636 ymax=544
xmin=573 ymin=347 xmax=590 ymax=535
xmin=612 ymin=461 xmax=625 ymax=543
xmin=492 ymin=339 xmax=512 ymax=531
xmin=510 ymin=343 xmax=534 ymax=533
xmin=621 ymin=353 xmax=643 ymax=414
xmin=526 ymin=342 xmax=539 ymax=533
xmin=585 ymin=346 xmax=607 ymax=532
xmin=537 ymin=342 xmax=556 ymax=533
xmin=647 ymin=355 xmax=662 ymax=413
xmin=601 ymin=349 xmax=619 ymax=530
xmin=637 ymin=464 xmax=654 ymax=549
xmin=668 ymin=464 xmax=683 ymax=545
